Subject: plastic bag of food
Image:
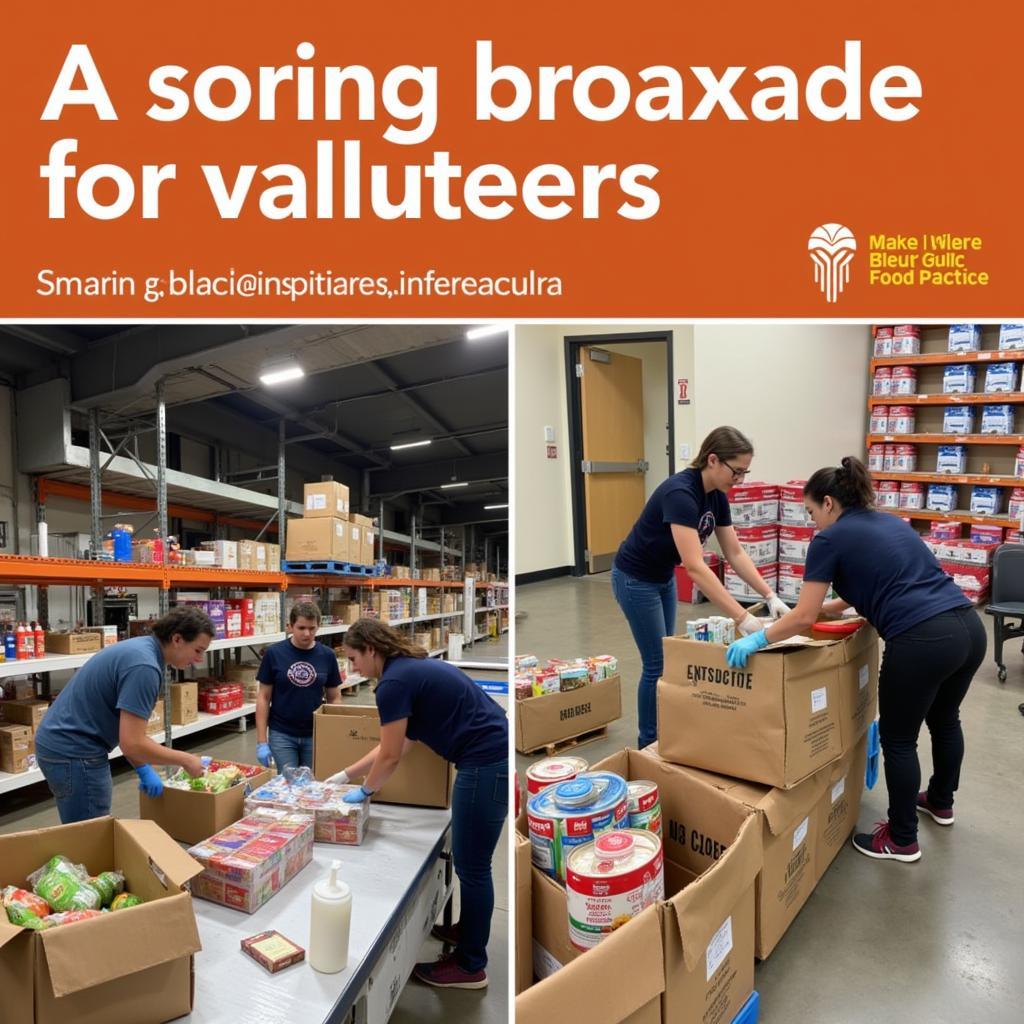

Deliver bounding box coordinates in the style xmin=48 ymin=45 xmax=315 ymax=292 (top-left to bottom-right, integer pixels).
xmin=283 ymin=766 xmax=313 ymax=787
xmin=110 ymin=892 xmax=143 ymax=910
xmin=2 ymin=885 xmax=50 ymax=918
xmin=89 ymin=870 xmax=125 ymax=907
xmin=44 ymin=909 xmax=105 ymax=926
xmin=5 ymin=903 xmax=51 ymax=930
xmin=29 ymin=855 xmax=102 ymax=912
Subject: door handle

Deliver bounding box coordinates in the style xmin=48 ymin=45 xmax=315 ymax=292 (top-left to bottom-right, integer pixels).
xmin=581 ymin=460 xmax=648 ymax=474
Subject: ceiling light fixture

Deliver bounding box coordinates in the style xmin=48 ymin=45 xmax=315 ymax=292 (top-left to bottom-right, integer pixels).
xmin=258 ymin=358 xmax=305 ymax=386
xmin=440 ymin=482 xmax=469 ymax=489
xmin=466 ymin=324 xmax=507 ymax=341
xmin=389 ymin=439 xmax=433 ymax=451
xmin=483 ymin=503 xmax=509 ymax=510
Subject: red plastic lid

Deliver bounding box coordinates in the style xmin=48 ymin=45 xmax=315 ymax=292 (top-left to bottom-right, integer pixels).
xmin=812 ymin=619 xmax=865 ymax=635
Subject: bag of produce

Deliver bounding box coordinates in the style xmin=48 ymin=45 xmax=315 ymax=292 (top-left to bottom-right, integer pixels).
xmin=2 ymin=885 xmax=50 ymax=918
xmin=110 ymin=892 xmax=144 ymax=910
xmin=28 ymin=855 xmax=102 ymax=912
xmin=44 ymin=909 xmax=105 ymax=926
xmin=90 ymin=870 xmax=125 ymax=907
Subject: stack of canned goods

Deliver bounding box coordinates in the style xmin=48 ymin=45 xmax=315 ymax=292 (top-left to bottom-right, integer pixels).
xmin=685 ymin=616 xmax=736 ymax=644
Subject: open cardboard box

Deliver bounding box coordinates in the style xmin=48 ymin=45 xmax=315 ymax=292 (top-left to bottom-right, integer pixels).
xmin=515 ymin=674 xmax=622 ymax=754
xmin=0 ymin=816 xmax=203 ymax=1024
xmin=515 ymin=831 xmax=533 ymax=995
xmin=312 ymin=704 xmax=453 ymax=808
xmin=658 ymin=624 xmax=877 ymax=788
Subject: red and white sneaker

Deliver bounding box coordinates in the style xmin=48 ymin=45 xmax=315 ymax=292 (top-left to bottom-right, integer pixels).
xmin=916 ymin=791 xmax=954 ymax=825
xmin=852 ymin=821 xmax=921 ymax=862
xmin=412 ymin=954 xmax=488 ymax=990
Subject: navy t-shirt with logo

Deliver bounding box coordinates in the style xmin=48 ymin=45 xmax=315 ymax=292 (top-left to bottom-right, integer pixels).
xmin=614 ymin=468 xmax=732 ymax=583
xmin=257 ymin=639 xmax=342 ymax=738
xmin=375 ymin=656 xmax=508 ymax=769
xmin=804 ymin=507 xmax=971 ymax=640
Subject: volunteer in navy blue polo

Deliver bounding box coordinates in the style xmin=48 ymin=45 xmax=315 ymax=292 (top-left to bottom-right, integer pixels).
xmin=611 ymin=430 xmax=788 ymax=750
xmin=329 ymin=619 xmax=508 ymax=990
xmin=256 ymin=607 xmax=343 ymax=771
xmin=726 ymin=457 xmax=986 ymax=864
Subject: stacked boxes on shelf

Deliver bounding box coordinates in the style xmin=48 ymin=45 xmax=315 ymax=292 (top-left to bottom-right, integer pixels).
xmin=726 ymin=483 xmax=779 ymax=599
xmin=285 ymin=480 xmax=356 ymax=564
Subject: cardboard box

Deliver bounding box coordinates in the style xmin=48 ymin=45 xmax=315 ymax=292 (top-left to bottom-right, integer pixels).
xmin=170 ymin=681 xmax=198 ymax=726
xmin=329 ymin=602 xmax=362 ymax=624
xmin=658 ymin=628 xmax=879 ymax=788
xmin=1 ymin=699 xmax=49 ymax=732
xmin=515 ymin=832 xmax=532 ymax=995
xmin=140 ymin=761 xmax=274 ymax=845
xmin=265 ymin=543 xmax=281 ymax=571
xmin=285 ymin=517 xmax=351 ymax=562
xmin=515 ymin=675 xmax=622 ymax=754
xmin=145 ymin=704 xmax=165 ymax=736
xmin=313 ymin=704 xmax=453 ymax=808
xmin=200 ymin=539 xmax=238 ymax=568
xmin=184 ymin=548 xmax=217 ymax=567
xmin=2 ymin=681 xmax=36 ymax=701
xmin=303 ymin=480 xmax=350 ymax=519
xmin=0 ymin=723 xmax=33 ymax=773
xmin=349 ymin=522 xmax=363 ymax=564
xmin=522 ymin=747 xmax=761 ymax=1024
xmin=0 ymin=816 xmax=202 ymax=1024
xmin=815 ymin=734 xmax=868 ymax=879
xmin=43 ymin=631 xmax=102 ymax=655
xmin=80 ymin=625 xmax=118 ymax=648
xmin=238 ymin=539 xmax=258 ymax=570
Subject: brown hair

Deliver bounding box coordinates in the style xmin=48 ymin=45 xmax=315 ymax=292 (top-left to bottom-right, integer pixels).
xmin=152 ymin=606 xmax=215 ymax=643
xmin=690 ymin=426 xmax=754 ymax=470
xmin=344 ymin=618 xmax=428 ymax=659
xmin=289 ymin=600 xmax=322 ymax=625
xmin=804 ymin=456 xmax=876 ymax=510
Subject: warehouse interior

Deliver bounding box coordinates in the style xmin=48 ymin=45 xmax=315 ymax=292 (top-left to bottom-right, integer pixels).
xmin=514 ymin=323 xmax=1023 ymax=1024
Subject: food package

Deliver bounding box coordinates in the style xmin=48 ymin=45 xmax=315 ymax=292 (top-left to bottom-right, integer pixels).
xmin=89 ymin=870 xmax=125 ymax=907
xmin=43 ymin=909 xmax=106 ymax=927
xmin=111 ymin=892 xmax=144 ymax=910
xmin=3 ymin=886 xmax=53 ymax=929
xmin=244 ymin=775 xmax=370 ymax=846
xmin=28 ymin=855 xmax=102 ymax=912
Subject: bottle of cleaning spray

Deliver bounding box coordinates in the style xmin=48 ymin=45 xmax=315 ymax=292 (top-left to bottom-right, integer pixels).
xmin=309 ymin=859 xmax=352 ymax=973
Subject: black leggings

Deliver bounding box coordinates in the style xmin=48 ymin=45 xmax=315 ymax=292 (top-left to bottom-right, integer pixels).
xmin=878 ymin=606 xmax=987 ymax=845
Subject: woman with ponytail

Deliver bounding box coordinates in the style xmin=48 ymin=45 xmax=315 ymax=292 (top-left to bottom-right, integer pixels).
xmin=326 ymin=618 xmax=508 ymax=990
xmin=726 ymin=456 xmax=986 ymax=864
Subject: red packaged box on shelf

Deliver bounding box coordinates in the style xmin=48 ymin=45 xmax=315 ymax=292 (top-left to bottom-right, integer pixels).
xmin=778 ymin=481 xmax=812 ymax=526
xmin=778 ymin=524 xmax=816 ymax=563
xmin=733 ymin=524 xmax=779 ymax=566
xmin=942 ymin=541 xmax=1000 ymax=566
xmin=727 ymin=483 xmax=780 ymax=525
xmin=939 ymin=561 xmax=991 ymax=604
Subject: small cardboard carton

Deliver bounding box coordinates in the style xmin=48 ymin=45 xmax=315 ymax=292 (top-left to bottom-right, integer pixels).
xmin=3 ymin=680 xmax=36 ymax=701
xmin=329 ymin=601 xmax=362 ymax=624
xmin=0 ymin=724 xmax=33 ymax=773
xmin=815 ymin=734 xmax=868 ymax=880
xmin=170 ymin=681 xmax=198 ymax=726
xmin=139 ymin=761 xmax=274 ymax=845
xmin=44 ymin=631 xmax=102 ymax=655
xmin=312 ymin=704 xmax=453 ymax=808
xmin=349 ymin=521 xmax=363 ymax=564
xmin=658 ymin=627 xmax=879 ymax=788
xmin=515 ymin=831 xmax=532 ymax=995
xmin=1 ymin=699 xmax=49 ymax=732
xmin=265 ymin=543 xmax=281 ymax=572
xmin=237 ymin=539 xmax=259 ymax=571
xmin=362 ymin=526 xmax=376 ymax=567
xmin=80 ymin=626 xmax=118 ymax=648
xmin=200 ymin=539 xmax=238 ymax=568
xmin=285 ymin=517 xmax=351 ymax=562
xmin=0 ymin=816 xmax=203 ymax=1024
xmin=145 ymin=704 xmax=165 ymax=736
xmin=303 ymin=481 xmax=350 ymax=519
xmin=514 ymin=675 xmax=622 ymax=754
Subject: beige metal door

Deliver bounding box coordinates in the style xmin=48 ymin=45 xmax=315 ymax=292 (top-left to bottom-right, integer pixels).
xmin=579 ymin=346 xmax=647 ymax=573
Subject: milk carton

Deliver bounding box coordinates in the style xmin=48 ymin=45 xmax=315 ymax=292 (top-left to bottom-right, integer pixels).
xmin=983 ymin=362 xmax=1019 ymax=393
xmin=943 ymin=364 xmax=976 ymax=394
xmin=943 ymin=406 xmax=975 ymax=434
xmin=970 ymin=487 xmax=1003 ymax=516
xmin=927 ymin=484 xmax=958 ymax=513
xmin=936 ymin=445 xmax=967 ymax=474
xmin=980 ymin=404 xmax=1014 ymax=435
xmin=948 ymin=324 xmax=982 ymax=352
xmin=998 ymin=324 xmax=1024 ymax=351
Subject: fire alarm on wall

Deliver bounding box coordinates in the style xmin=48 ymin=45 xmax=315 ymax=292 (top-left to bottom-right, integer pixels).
xmin=546 ymin=444 xmax=558 ymax=459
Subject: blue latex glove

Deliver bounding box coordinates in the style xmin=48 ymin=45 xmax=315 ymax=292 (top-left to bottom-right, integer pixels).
xmin=136 ymin=764 xmax=163 ymax=798
xmin=865 ymin=720 xmax=881 ymax=790
xmin=342 ymin=785 xmax=372 ymax=804
xmin=726 ymin=630 xmax=769 ymax=668
xmin=256 ymin=742 xmax=272 ymax=767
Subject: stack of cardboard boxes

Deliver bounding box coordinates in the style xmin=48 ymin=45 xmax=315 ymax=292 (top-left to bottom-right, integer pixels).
xmin=285 ymin=481 xmax=377 ymax=567
xmin=0 ymin=698 xmax=48 ymax=774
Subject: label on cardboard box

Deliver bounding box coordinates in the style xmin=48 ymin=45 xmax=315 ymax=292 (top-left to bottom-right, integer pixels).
xmin=810 ymin=687 xmax=827 ymax=714
xmin=859 ymin=665 xmax=869 ymax=690
xmin=793 ymin=816 xmax=809 ymax=851
xmin=532 ymin=940 xmax=563 ymax=981
xmin=705 ymin=915 xmax=733 ymax=981
xmin=831 ymin=777 xmax=846 ymax=804
xmin=308 ymin=494 xmax=327 ymax=510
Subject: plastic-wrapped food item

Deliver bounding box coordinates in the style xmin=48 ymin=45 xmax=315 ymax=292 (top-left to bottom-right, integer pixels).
xmin=28 ymin=855 xmax=102 ymax=912
xmin=110 ymin=892 xmax=144 ymax=910
xmin=2 ymin=885 xmax=50 ymax=918
xmin=89 ymin=870 xmax=125 ymax=907
xmin=283 ymin=765 xmax=314 ymax=787
xmin=6 ymin=904 xmax=51 ymax=929
xmin=43 ymin=909 xmax=105 ymax=926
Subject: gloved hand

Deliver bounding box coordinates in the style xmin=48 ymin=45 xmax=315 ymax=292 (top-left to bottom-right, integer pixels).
xmin=342 ymin=785 xmax=372 ymax=804
xmin=325 ymin=769 xmax=350 ymax=785
xmin=256 ymin=742 xmax=272 ymax=767
xmin=136 ymin=764 xmax=163 ymax=798
xmin=737 ymin=613 xmax=763 ymax=636
xmin=765 ymin=591 xmax=789 ymax=620
xmin=726 ymin=630 xmax=769 ymax=668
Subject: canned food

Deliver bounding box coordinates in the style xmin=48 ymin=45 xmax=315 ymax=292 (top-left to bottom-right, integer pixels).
xmin=882 ymin=445 xmax=895 ymax=471
xmin=565 ymin=829 xmax=664 ymax=951
xmin=626 ymin=781 xmax=662 ymax=837
xmin=888 ymin=406 xmax=916 ymax=434
xmin=876 ymin=480 xmax=901 ymax=508
xmin=893 ymin=444 xmax=917 ymax=473
xmin=870 ymin=406 xmax=890 ymax=434
xmin=526 ymin=756 xmax=590 ymax=795
xmin=867 ymin=444 xmax=885 ymax=472
xmin=898 ymin=482 xmax=924 ymax=510
xmin=890 ymin=366 xmax=917 ymax=396
xmin=873 ymin=327 xmax=894 ymax=357
xmin=872 ymin=367 xmax=893 ymax=396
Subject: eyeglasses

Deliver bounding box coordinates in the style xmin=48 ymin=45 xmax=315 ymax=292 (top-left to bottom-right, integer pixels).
xmin=719 ymin=459 xmax=752 ymax=479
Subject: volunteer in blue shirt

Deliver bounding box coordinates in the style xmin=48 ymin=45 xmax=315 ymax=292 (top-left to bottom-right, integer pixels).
xmin=726 ymin=456 xmax=986 ymax=864
xmin=327 ymin=618 xmax=508 ymax=992
xmin=255 ymin=600 xmax=343 ymax=771
xmin=34 ymin=606 xmax=215 ymax=824
xmin=613 ymin=425 xmax=790 ymax=748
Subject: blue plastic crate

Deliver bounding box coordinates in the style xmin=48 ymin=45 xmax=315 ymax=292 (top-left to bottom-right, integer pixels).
xmin=731 ymin=990 xmax=759 ymax=1024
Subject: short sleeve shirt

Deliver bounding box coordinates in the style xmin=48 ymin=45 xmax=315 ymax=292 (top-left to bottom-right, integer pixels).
xmin=257 ymin=639 xmax=342 ymax=738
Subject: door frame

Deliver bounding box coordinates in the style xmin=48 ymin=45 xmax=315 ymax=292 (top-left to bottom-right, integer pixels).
xmin=564 ymin=331 xmax=675 ymax=577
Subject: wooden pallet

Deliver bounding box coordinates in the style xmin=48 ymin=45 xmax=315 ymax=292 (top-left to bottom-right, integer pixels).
xmin=282 ymin=560 xmax=378 ymax=576
xmin=520 ymin=725 xmax=609 ymax=757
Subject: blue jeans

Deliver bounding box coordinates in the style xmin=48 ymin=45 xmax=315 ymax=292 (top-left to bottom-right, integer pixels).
xmin=611 ymin=565 xmax=677 ymax=749
xmin=268 ymin=729 xmax=314 ymax=772
xmin=450 ymin=760 xmax=508 ymax=972
xmin=36 ymin=754 xmax=114 ymax=824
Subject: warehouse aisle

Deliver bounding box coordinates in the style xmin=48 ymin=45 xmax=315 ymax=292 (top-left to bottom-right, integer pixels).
xmin=515 ymin=574 xmax=1023 ymax=1024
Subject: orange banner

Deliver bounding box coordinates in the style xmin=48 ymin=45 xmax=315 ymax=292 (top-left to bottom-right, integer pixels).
xmin=2 ymin=1 xmax=1022 ymax=316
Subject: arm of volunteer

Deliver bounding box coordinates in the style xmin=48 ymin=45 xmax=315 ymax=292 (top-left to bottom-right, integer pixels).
xmin=672 ymin=523 xmax=748 ymax=622
xmin=255 ymin=683 xmax=273 ymax=765
xmin=325 ymin=686 xmax=343 ymax=706
xmin=716 ymin=525 xmax=775 ymax=599
xmin=821 ymin=598 xmax=852 ymax=618
xmin=361 ymin=719 xmax=409 ymax=793
xmin=762 ymin=581 xmax=831 ymax=644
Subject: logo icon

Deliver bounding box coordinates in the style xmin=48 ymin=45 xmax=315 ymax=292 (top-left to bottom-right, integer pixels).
xmin=287 ymin=660 xmax=318 ymax=687
xmin=808 ymin=224 xmax=857 ymax=303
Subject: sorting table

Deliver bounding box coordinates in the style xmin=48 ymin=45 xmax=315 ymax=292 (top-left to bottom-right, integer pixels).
xmin=183 ymin=802 xmax=453 ymax=1024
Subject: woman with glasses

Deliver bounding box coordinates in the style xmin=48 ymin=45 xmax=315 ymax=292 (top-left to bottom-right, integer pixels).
xmin=613 ymin=425 xmax=788 ymax=748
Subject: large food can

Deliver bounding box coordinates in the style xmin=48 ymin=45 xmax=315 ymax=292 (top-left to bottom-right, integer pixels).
xmin=869 ymin=406 xmax=890 ymax=434
xmin=867 ymin=444 xmax=886 ymax=473
xmin=893 ymin=444 xmax=918 ymax=472
xmin=898 ymin=482 xmax=925 ymax=510
xmin=872 ymin=367 xmax=893 ymax=396
xmin=888 ymin=406 xmax=916 ymax=434
xmin=565 ymin=829 xmax=665 ymax=951
xmin=626 ymin=781 xmax=662 ymax=837
xmin=873 ymin=327 xmax=894 ymax=357
xmin=526 ymin=756 xmax=590 ymax=795
xmin=528 ymin=773 xmax=630 ymax=882
xmin=876 ymin=480 xmax=900 ymax=508
xmin=890 ymin=366 xmax=918 ymax=396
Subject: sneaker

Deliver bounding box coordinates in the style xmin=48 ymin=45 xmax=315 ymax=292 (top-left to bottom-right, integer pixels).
xmin=916 ymin=791 xmax=954 ymax=825
xmin=412 ymin=955 xmax=487 ymax=990
xmin=430 ymin=921 xmax=461 ymax=945
xmin=852 ymin=821 xmax=921 ymax=862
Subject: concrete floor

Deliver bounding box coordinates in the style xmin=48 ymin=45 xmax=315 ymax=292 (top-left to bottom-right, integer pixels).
xmin=0 ymin=634 xmax=510 ymax=1024
xmin=515 ymin=574 xmax=1024 ymax=1024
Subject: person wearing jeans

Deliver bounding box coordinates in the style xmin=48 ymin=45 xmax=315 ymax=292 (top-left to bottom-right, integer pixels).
xmin=727 ymin=456 xmax=986 ymax=863
xmin=255 ymin=600 xmax=343 ymax=772
xmin=327 ymin=618 xmax=508 ymax=990
xmin=34 ymin=607 xmax=214 ymax=823
xmin=613 ymin=426 xmax=789 ymax=748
